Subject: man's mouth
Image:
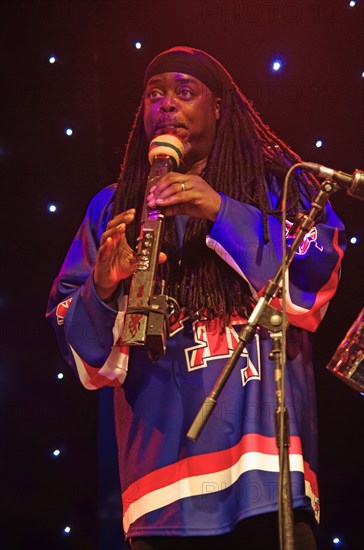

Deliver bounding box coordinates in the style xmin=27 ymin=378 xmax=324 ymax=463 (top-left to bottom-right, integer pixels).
xmin=153 ymin=121 xmax=188 ymax=137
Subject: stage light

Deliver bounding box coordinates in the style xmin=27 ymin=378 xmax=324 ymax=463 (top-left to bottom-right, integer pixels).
xmin=361 ymin=71 xmax=364 ymax=78
xmin=49 ymin=56 xmax=56 ymax=64
xmin=57 ymin=372 xmax=64 ymax=380
xmin=315 ymin=140 xmax=323 ymax=148
xmin=349 ymin=1 xmax=357 ymax=7
xmin=350 ymin=236 xmax=358 ymax=244
xmin=135 ymin=41 xmax=142 ymax=49
xmin=333 ymin=537 xmax=341 ymax=544
xmin=48 ymin=204 xmax=57 ymax=213
xmin=52 ymin=449 xmax=61 ymax=457
xmin=65 ymin=128 xmax=73 ymax=136
xmin=63 ymin=526 xmax=71 ymax=535
xmin=272 ymin=60 xmax=282 ymax=72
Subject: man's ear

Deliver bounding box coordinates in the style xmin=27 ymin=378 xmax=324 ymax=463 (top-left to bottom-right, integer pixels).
xmin=214 ymin=98 xmax=222 ymax=120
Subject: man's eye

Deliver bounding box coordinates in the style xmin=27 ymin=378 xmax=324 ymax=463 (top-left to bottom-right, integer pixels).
xmin=147 ymin=90 xmax=163 ymax=99
xmin=178 ymin=89 xmax=193 ymax=99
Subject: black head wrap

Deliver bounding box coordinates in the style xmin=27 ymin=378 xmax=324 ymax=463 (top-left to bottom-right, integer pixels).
xmin=144 ymin=46 xmax=232 ymax=96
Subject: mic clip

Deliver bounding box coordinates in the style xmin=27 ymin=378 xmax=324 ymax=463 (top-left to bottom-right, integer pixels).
xmin=287 ymin=212 xmax=315 ymax=237
xmin=287 ymin=213 xmax=305 ymax=236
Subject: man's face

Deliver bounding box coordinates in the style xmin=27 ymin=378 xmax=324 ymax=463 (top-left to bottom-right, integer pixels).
xmin=143 ymin=72 xmax=221 ymax=166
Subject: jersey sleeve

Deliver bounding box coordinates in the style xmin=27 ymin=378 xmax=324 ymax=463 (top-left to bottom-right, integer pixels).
xmin=46 ymin=185 xmax=129 ymax=389
xmin=207 ymin=188 xmax=346 ymax=332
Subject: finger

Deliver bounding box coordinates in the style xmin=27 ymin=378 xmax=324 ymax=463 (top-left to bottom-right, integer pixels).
xmin=159 ymin=204 xmax=188 ymax=217
xmin=106 ymin=208 xmax=136 ymax=229
xmin=151 ymin=172 xmax=186 ymax=196
xmin=158 ymin=252 xmax=167 ymax=264
xmin=154 ymin=187 xmax=190 ymax=207
xmin=98 ymin=239 xmax=139 ymax=280
xmin=147 ymin=180 xmax=190 ymax=208
xmin=124 ymin=250 xmax=139 ymax=266
xmin=97 ymin=236 xmax=116 ymax=263
xmin=116 ymin=237 xmax=139 ymax=264
xmin=100 ymin=222 xmax=126 ymax=246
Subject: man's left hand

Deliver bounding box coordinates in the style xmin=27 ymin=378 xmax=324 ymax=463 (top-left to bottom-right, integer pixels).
xmin=146 ymin=172 xmax=221 ymax=221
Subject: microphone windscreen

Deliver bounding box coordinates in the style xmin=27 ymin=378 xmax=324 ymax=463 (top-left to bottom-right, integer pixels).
xmin=148 ymin=134 xmax=185 ymax=167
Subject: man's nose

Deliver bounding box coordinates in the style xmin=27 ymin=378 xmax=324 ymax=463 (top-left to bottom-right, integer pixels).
xmin=159 ymin=94 xmax=177 ymax=112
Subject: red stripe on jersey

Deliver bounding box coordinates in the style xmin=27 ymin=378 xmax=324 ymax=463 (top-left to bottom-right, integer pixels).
xmin=304 ymin=460 xmax=319 ymax=498
xmin=122 ymin=433 xmax=303 ymax=513
xmin=80 ymin=359 xmax=121 ymax=388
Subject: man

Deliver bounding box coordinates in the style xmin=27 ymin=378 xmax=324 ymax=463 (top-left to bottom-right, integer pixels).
xmin=47 ymin=47 xmax=346 ymax=549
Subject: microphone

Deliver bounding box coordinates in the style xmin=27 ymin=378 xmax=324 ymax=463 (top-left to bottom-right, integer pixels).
xmin=300 ymin=162 xmax=364 ymax=201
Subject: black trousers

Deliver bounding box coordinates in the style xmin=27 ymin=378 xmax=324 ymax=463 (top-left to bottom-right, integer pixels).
xmin=130 ymin=510 xmax=317 ymax=550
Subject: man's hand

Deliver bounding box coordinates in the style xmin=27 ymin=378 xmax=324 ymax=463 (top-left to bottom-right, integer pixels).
xmin=146 ymin=173 xmax=221 ymax=221
xmin=94 ymin=209 xmax=138 ymax=300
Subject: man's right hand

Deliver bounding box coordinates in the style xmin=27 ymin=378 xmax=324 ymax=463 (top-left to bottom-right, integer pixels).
xmin=94 ymin=209 xmax=138 ymax=301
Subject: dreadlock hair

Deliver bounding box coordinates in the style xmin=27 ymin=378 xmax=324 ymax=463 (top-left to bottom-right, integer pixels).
xmin=112 ymin=70 xmax=319 ymax=326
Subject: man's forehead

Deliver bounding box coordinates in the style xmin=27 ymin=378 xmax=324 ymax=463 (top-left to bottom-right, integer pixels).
xmin=145 ymin=72 xmax=203 ymax=87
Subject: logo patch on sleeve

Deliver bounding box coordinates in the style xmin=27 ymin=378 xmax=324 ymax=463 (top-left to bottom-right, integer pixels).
xmin=56 ymin=297 xmax=73 ymax=325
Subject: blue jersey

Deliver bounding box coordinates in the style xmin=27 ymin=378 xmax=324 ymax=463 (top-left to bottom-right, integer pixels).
xmin=46 ymin=179 xmax=346 ymax=539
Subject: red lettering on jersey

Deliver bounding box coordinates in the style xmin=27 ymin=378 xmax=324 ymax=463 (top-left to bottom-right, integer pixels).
xmin=186 ymin=317 xmax=248 ymax=370
xmin=190 ymin=319 xmax=231 ymax=368
xmin=241 ymin=356 xmax=260 ymax=386
xmin=169 ymin=314 xmax=188 ymax=337
xmin=184 ymin=316 xmax=261 ymax=385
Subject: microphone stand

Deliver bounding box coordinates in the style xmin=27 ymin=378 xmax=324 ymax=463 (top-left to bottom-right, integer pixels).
xmin=187 ymin=173 xmax=340 ymax=550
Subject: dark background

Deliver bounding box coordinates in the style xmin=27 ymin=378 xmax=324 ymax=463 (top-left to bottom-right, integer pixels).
xmin=1 ymin=1 xmax=363 ymax=549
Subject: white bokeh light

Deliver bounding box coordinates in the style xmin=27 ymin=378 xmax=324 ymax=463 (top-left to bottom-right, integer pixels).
xmin=272 ymin=60 xmax=282 ymax=71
